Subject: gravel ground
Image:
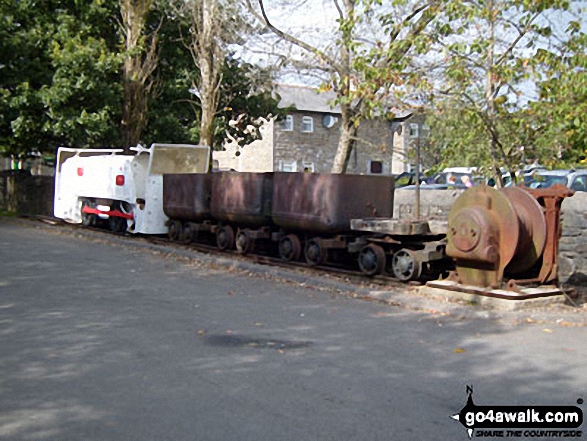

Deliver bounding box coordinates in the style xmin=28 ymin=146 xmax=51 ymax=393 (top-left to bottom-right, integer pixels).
xmin=5 ymin=215 xmax=587 ymax=327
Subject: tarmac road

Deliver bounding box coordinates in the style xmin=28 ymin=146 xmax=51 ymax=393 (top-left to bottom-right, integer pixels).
xmin=0 ymin=217 xmax=585 ymax=441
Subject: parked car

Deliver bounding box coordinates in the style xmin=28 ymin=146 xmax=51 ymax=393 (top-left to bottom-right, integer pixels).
xmin=400 ymin=183 xmax=468 ymax=190
xmin=524 ymin=169 xmax=587 ymax=192
xmin=394 ymin=172 xmax=416 ymax=187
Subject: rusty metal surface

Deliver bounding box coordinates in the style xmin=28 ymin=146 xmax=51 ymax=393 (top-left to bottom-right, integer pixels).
xmin=350 ymin=218 xmax=432 ymax=235
xmin=523 ymin=184 xmax=574 ymax=284
xmin=502 ymin=187 xmax=546 ymax=273
xmin=210 ymin=172 xmax=273 ymax=227
xmin=163 ymin=173 xmax=212 ymax=221
xmin=446 ymin=184 xmax=572 ymax=289
xmin=272 ymin=172 xmax=394 ymax=234
xmin=426 ymin=279 xmax=563 ymax=301
xmin=447 ymin=186 xmax=517 ymax=287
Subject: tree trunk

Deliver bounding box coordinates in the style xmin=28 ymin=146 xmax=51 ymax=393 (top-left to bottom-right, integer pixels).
xmin=120 ymin=0 xmax=159 ymax=151
xmin=331 ymin=103 xmax=356 ymax=173
xmin=198 ymin=0 xmax=220 ymax=148
xmin=485 ymin=0 xmax=502 ymax=186
xmin=330 ymin=0 xmax=355 ymax=174
xmin=122 ymin=78 xmax=148 ymax=149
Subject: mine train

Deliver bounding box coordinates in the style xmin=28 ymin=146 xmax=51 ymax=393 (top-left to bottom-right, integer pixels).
xmin=54 ymin=144 xmax=449 ymax=281
xmin=54 ymin=144 xmax=570 ymax=287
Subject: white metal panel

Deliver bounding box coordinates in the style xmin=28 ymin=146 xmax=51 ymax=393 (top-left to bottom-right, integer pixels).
xmin=54 ymin=144 xmax=211 ymax=235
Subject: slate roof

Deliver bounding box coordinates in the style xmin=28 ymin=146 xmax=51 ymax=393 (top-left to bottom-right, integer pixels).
xmin=274 ymin=84 xmax=340 ymax=113
xmin=274 ymin=84 xmax=412 ymax=120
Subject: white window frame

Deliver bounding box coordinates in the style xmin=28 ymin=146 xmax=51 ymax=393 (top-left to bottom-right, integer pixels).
xmin=279 ymin=160 xmax=297 ymax=172
xmin=409 ymin=123 xmax=419 ymax=138
xmin=301 ymin=116 xmax=314 ymax=133
xmin=282 ymin=115 xmax=294 ymax=132
xmin=302 ymin=162 xmax=315 ymax=172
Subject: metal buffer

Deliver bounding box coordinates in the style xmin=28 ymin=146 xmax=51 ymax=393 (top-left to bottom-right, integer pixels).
xmin=446 ymin=184 xmax=573 ymax=289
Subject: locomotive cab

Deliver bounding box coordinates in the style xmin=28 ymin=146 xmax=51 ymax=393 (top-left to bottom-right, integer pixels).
xmin=54 ymin=144 xmax=210 ymax=234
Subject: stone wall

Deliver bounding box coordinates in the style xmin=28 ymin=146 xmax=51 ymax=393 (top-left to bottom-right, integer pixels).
xmin=272 ymin=112 xmax=395 ymax=175
xmin=273 ymin=110 xmax=340 ymax=173
xmin=559 ymin=192 xmax=587 ymax=285
xmin=213 ymin=120 xmax=274 ymax=172
xmin=0 ymin=171 xmax=54 ymax=216
xmin=393 ymin=188 xmax=464 ymax=220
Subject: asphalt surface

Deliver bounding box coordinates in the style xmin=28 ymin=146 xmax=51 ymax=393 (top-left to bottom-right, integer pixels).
xmin=0 ymin=217 xmax=585 ymax=440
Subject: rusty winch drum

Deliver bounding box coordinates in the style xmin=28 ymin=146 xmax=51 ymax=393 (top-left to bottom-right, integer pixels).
xmin=446 ymin=185 xmax=569 ymax=288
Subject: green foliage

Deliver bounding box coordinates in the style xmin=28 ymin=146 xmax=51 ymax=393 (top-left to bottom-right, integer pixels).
xmin=425 ymin=0 xmax=585 ymax=177
xmin=215 ymin=58 xmax=285 ymax=150
xmin=0 ymin=0 xmax=283 ymax=161
xmin=0 ymin=0 xmax=57 ymax=159
xmin=141 ymin=15 xmax=202 ymax=145
xmin=340 ymin=1 xmax=444 ymax=123
xmin=530 ymin=32 xmax=587 ymax=164
xmin=2 ymin=0 xmax=583 ymax=172
xmin=40 ymin=1 xmax=123 ymax=148
xmin=0 ymin=0 xmax=123 ymax=158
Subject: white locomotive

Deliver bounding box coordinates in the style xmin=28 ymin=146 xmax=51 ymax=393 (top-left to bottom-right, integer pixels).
xmin=54 ymin=143 xmax=210 ymax=234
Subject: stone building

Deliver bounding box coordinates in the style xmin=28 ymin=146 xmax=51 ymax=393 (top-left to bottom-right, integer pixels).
xmin=213 ymin=85 xmax=427 ymax=175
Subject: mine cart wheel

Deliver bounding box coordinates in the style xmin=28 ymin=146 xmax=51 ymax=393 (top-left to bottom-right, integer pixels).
xmin=236 ymin=231 xmax=253 ymax=255
xmin=391 ymin=248 xmax=422 ymax=282
xmin=80 ymin=200 xmax=96 ymax=228
xmin=358 ymin=244 xmax=386 ymax=276
xmin=109 ymin=215 xmax=127 ymax=233
xmin=180 ymin=222 xmax=194 ymax=244
xmin=216 ymin=225 xmax=235 ymax=251
xmin=305 ymin=238 xmax=325 ymax=266
xmin=168 ymin=220 xmax=182 ymax=241
xmin=278 ymin=234 xmax=302 ymax=261
xmin=109 ymin=202 xmax=127 ymax=234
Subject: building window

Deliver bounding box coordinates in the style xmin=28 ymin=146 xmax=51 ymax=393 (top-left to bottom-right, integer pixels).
xmin=279 ymin=160 xmax=297 ymax=172
xmin=302 ymin=162 xmax=315 ymax=172
xmin=301 ymin=116 xmax=314 ymax=133
xmin=282 ymin=115 xmax=293 ymax=131
xmin=369 ymin=161 xmax=384 ymax=174
xmin=409 ymin=123 xmax=419 ymax=138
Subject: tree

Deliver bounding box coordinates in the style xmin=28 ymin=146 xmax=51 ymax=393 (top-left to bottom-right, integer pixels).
xmin=120 ymin=0 xmax=162 ymax=150
xmin=425 ymin=0 xmax=576 ymax=183
xmin=166 ymin=0 xmax=282 ymax=152
xmin=0 ymin=0 xmax=59 ymax=163
xmin=0 ymin=0 xmax=125 ymax=164
xmin=40 ymin=1 xmax=123 ymax=149
xmin=246 ymin=0 xmax=443 ymax=173
xmin=186 ymin=0 xmax=222 ymax=148
xmin=216 ymin=57 xmax=284 ymax=149
xmin=530 ymin=25 xmax=587 ymax=165
xmin=0 ymin=0 xmax=285 ymax=165
xmin=247 ymin=0 xmax=362 ymax=173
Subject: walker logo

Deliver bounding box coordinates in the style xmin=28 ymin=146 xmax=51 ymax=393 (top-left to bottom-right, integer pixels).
xmin=451 ymin=386 xmax=583 ymax=438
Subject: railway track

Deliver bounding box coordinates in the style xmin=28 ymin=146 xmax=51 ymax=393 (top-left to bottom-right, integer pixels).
xmin=46 ymin=218 xmax=422 ymax=290
xmin=146 ymin=233 xmax=421 ymax=290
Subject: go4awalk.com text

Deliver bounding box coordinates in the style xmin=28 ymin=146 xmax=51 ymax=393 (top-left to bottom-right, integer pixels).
xmin=451 ymin=386 xmax=583 ymax=438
